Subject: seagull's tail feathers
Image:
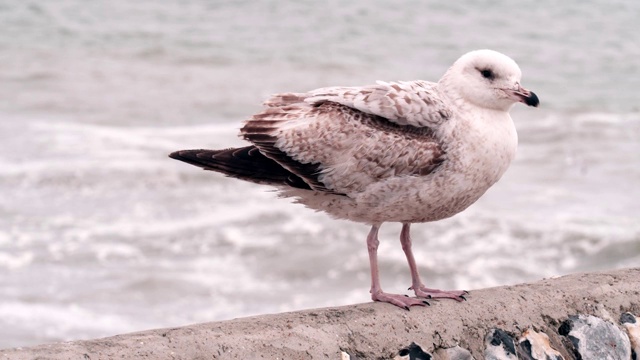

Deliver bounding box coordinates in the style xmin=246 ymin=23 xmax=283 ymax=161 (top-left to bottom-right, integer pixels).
xmin=169 ymin=146 xmax=313 ymax=190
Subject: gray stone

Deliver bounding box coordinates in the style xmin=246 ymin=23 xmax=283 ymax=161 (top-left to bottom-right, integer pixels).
xmin=559 ymin=314 xmax=631 ymax=360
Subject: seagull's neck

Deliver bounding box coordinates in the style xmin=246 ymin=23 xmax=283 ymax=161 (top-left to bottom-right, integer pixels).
xmin=436 ymin=73 xmax=456 ymax=98
xmin=437 ymin=75 xmax=471 ymax=110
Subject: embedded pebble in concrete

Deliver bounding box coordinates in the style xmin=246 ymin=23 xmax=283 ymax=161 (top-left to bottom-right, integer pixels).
xmin=559 ymin=314 xmax=631 ymax=360
xmin=484 ymin=328 xmax=518 ymax=360
xmin=620 ymin=312 xmax=639 ymax=359
xmin=394 ymin=342 xmax=432 ymax=360
xmin=517 ymin=328 xmax=564 ymax=360
xmin=432 ymin=345 xmax=475 ymax=360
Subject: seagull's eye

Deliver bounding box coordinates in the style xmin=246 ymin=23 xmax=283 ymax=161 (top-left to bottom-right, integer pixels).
xmin=480 ymin=69 xmax=494 ymax=80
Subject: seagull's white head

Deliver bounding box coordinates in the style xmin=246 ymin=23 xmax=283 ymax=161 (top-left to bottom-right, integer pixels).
xmin=440 ymin=49 xmax=539 ymax=112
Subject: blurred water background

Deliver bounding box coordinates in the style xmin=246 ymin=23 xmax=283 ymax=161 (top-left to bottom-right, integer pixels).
xmin=1 ymin=0 xmax=639 ymax=348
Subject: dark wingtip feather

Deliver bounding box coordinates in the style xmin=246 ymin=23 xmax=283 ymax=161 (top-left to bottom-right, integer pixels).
xmin=168 ymin=149 xmax=215 ymax=169
xmin=168 ymin=149 xmax=196 ymax=160
xmin=168 ymin=150 xmax=183 ymax=160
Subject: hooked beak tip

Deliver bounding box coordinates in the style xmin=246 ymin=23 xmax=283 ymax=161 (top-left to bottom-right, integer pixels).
xmin=524 ymin=91 xmax=539 ymax=107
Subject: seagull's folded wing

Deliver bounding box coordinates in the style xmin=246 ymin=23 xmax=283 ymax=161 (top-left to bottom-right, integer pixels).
xmin=241 ymin=101 xmax=445 ymax=197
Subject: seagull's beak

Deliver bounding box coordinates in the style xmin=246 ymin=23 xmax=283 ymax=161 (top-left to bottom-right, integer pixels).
xmin=506 ymin=84 xmax=539 ymax=107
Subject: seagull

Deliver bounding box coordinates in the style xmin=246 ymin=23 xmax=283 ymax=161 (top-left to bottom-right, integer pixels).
xmin=169 ymin=49 xmax=539 ymax=310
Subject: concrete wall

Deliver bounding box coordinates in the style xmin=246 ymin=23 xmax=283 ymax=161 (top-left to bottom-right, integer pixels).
xmin=2 ymin=268 xmax=639 ymax=359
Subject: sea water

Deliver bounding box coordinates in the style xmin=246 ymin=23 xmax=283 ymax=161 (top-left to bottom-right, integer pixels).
xmin=1 ymin=0 xmax=639 ymax=348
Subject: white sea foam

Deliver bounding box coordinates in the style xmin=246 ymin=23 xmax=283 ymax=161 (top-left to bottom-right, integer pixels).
xmin=0 ymin=251 xmax=34 ymax=270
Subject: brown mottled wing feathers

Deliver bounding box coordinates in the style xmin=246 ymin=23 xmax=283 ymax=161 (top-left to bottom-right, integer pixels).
xmin=241 ymin=101 xmax=446 ymax=196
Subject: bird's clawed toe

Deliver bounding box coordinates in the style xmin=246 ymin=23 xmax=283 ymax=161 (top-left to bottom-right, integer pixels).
xmin=372 ymin=291 xmax=430 ymax=309
xmin=413 ymin=286 xmax=468 ymax=302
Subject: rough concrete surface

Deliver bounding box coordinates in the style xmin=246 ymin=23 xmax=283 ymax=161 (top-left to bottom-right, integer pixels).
xmin=2 ymin=268 xmax=639 ymax=359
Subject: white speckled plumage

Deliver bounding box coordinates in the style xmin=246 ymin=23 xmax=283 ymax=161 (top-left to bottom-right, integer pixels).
xmin=170 ymin=49 xmax=539 ymax=309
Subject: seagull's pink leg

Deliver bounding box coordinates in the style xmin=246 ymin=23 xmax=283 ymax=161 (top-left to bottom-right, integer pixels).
xmin=367 ymin=224 xmax=429 ymax=310
xmin=400 ymin=223 xmax=467 ymax=301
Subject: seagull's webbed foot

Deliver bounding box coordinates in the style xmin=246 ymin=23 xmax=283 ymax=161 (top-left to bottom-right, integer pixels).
xmin=410 ymin=286 xmax=468 ymax=302
xmin=371 ymin=290 xmax=430 ymax=310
